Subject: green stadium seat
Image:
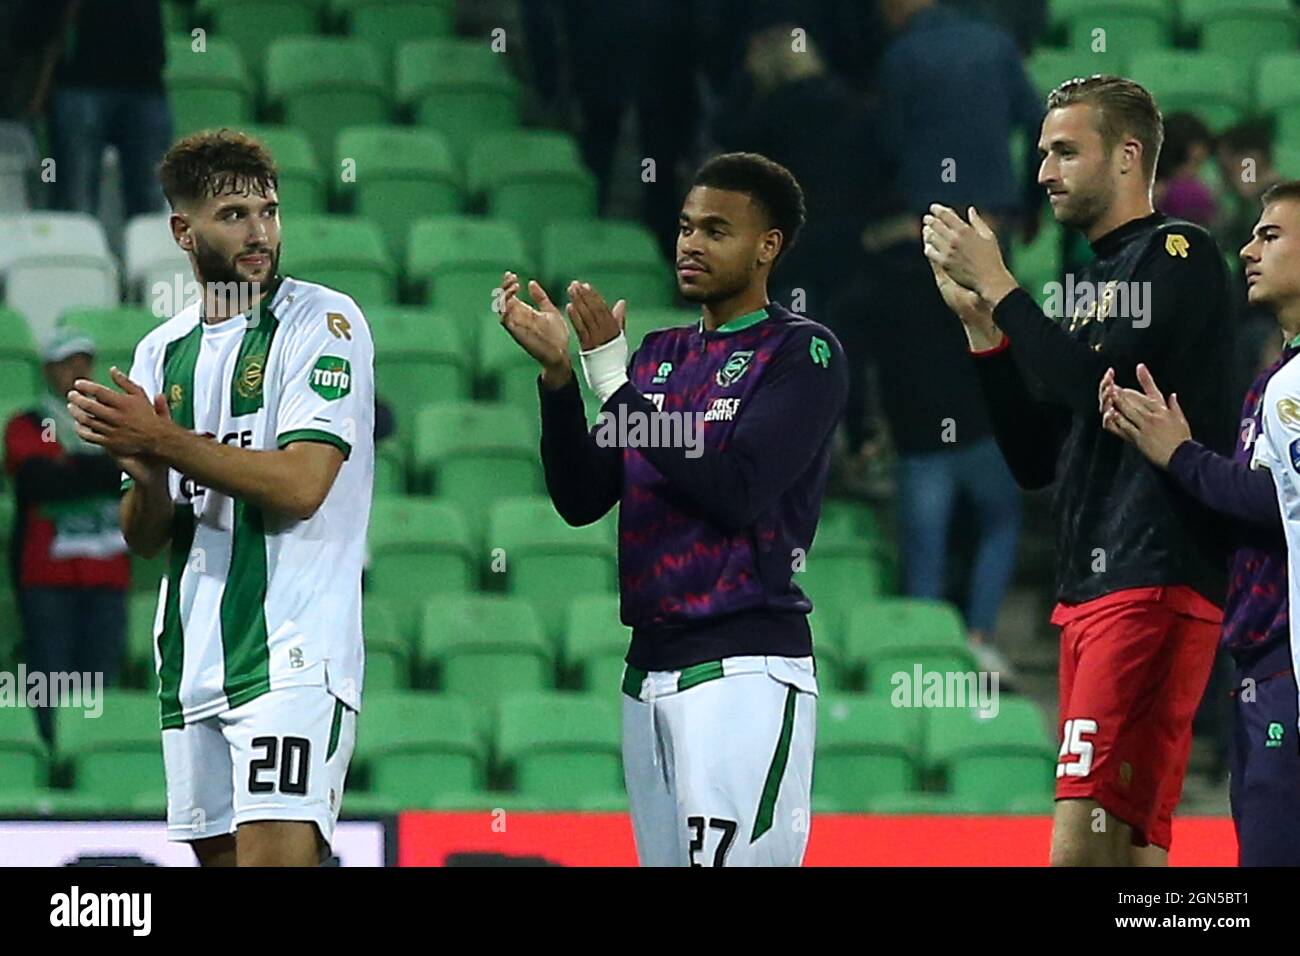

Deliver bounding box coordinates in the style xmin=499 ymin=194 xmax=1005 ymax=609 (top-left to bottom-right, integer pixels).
xmin=1004 ymin=791 xmax=1055 ymax=814
xmin=0 ymin=789 xmax=110 ymax=815
xmin=846 ymin=598 xmax=976 ymax=695
xmin=797 ymin=522 xmax=885 ymax=631
xmin=1278 ymin=143 xmax=1300 ymax=179
xmin=164 ymin=36 xmax=252 ymax=136
xmin=1127 ymin=52 xmax=1251 ymax=132
xmin=815 ymin=694 xmax=920 ymax=810
xmin=280 ymin=214 xmax=396 ymax=308
xmin=926 ymin=699 xmax=1056 ymax=809
xmin=418 ymin=596 xmax=554 ymax=721
xmin=199 ymin=0 xmax=322 ymax=78
xmin=58 ymin=307 xmax=158 ymax=377
xmin=1012 ymin=209 xmax=1064 ymax=303
xmin=1257 ymin=55 xmax=1300 ymax=152
xmin=60 ymin=691 xmax=165 ymax=804
xmin=397 ymin=38 xmax=520 ymax=160
xmin=238 ymin=125 xmax=325 ymax=214
xmin=362 ymin=597 xmax=410 ymax=690
xmin=265 ymin=36 xmax=389 ymax=169
xmin=467 ymin=131 xmax=597 ymax=237
xmin=1051 ymin=0 xmax=1175 ymax=55
xmin=0 ymin=308 xmax=41 ymax=407
xmin=368 ymin=307 xmax=472 ymax=443
xmin=429 ymin=790 xmax=555 ymax=811
xmin=0 ymin=708 xmax=47 ymax=790
xmin=496 ymin=692 xmax=621 ymax=803
xmin=541 ymin=219 xmax=674 ymax=310
xmin=356 ymin=691 xmax=483 ymax=805
xmin=406 ymin=216 xmax=530 ymax=348
xmin=489 ymin=497 xmax=618 ymax=644
xmin=409 ymin=402 xmax=542 ymax=538
xmin=865 ymin=792 xmax=1000 ymax=814
xmin=0 ymin=586 xmax=17 ymax=675
xmin=563 ymin=594 xmax=630 ymax=695
xmin=476 ymin=315 xmax=548 ymax=422
xmin=810 ymin=634 xmax=846 ymax=692
xmin=162 ymin=0 xmax=190 ymax=36
xmin=1182 ymin=0 xmax=1297 ymax=59
xmin=333 ymin=0 xmax=456 ymax=75
xmin=335 ymin=126 xmax=462 ymax=259
xmin=1025 ymin=48 xmax=1128 ymax=98
xmin=126 ymin=592 xmax=160 ymax=689
xmin=373 ymin=438 xmax=406 ymax=494
xmin=621 ymin=307 xmax=696 ymax=353
xmin=338 ymin=790 xmax=402 ymax=815
xmin=366 ymin=496 xmax=475 ymax=637
xmin=818 ymin=496 xmax=884 ymax=544
xmin=575 ymin=790 xmax=629 ymax=812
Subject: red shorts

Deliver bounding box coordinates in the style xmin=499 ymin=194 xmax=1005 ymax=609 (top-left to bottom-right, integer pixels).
xmin=1052 ymin=586 xmax=1221 ymax=850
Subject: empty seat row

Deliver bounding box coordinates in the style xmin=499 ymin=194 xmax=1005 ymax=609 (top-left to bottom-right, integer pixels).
xmin=1047 ymin=0 xmax=1298 ymax=59
xmin=0 ymin=687 xmax=1053 ymax=811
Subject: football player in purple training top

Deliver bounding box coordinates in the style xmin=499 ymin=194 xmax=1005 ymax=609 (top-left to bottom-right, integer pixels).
xmin=498 ymin=152 xmax=847 ymax=866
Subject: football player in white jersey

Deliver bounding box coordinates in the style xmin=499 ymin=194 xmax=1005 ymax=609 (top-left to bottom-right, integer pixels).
xmin=67 ymin=129 xmax=374 ymax=866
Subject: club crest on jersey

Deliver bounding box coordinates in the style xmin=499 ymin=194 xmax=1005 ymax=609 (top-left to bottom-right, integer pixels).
xmin=716 ymin=350 xmax=754 ymax=388
xmin=1277 ymin=397 xmax=1300 ymax=428
xmin=234 ymin=353 xmax=265 ymax=399
xmin=309 ymin=356 xmax=351 ymax=400
xmin=1290 ymin=437 xmax=1300 ymax=473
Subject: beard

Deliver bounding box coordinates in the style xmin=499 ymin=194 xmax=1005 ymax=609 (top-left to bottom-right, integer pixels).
xmin=1053 ymin=179 xmax=1115 ymax=234
xmin=193 ymin=233 xmax=280 ymax=314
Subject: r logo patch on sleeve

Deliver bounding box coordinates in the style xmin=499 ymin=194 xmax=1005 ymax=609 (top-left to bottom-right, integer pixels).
xmin=1164 ymin=234 xmax=1190 ymax=258
xmin=309 ymin=356 xmax=352 ymax=400
xmin=809 ymin=336 xmax=831 ymax=368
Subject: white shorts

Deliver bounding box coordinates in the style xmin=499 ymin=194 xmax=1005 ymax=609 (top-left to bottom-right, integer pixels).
xmin=621 ymin=655 xmax=817 ymax=867
xmin=162 ymin=685 xmax=357 ymax=846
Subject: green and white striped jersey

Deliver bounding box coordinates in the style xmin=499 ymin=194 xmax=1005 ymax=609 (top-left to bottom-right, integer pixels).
xmin=122 ymin=276 xmax=373 ymax=728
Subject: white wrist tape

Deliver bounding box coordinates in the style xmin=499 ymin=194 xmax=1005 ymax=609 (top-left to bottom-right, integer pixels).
xmin=579 ymin=332 xmax=630 ymax=404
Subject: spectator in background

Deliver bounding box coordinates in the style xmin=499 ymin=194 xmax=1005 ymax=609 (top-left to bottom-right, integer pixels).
xmin=947 ymin=0 xmax=1048 ymax=55
xmin=4 ymin=329 xmax=129 ymax=746
xmin=15 ymin=0 xmax=171 ymax=217
xmin=828 ymin=0 xmax=1035 ymax=675
xmin=832 ymin=247 xmax=1023 ymax=681
xmin=875 ymin=0 xmax=1044 ymax=240
xmin=522 ymin=0 xmax=698 ymax=260
xmin=712 ymin=23 xmax=872 ymax=318
xmin=1155 ymin=112 xmax=1218 ymax=229
xmin=1216 ymin=120 xmax=1287 ymax=258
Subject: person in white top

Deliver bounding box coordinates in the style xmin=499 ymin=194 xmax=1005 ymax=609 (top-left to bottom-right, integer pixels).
xmin=1250 ymin=183 xmax=1300 ymax=750
xmin=67 ymin=129 xmax=373 ymax=867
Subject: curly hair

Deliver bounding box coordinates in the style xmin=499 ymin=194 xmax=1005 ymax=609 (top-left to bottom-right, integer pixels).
xmin=158 ymin=128 xmax=278 ymax=209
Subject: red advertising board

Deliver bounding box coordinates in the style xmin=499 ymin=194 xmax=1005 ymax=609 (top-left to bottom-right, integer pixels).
xmin=398 ymin=812 xmax=1238 ymax=866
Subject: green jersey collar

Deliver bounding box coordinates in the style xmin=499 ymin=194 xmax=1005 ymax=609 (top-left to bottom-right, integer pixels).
xmin=698 ymin=305 xmax=770 ymax=336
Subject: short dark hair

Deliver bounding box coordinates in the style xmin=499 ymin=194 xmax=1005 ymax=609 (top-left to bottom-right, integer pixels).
xmin=1047 ymin=75 xmax=1164 ymax=182
xmin=1157 ymin=111 xmax=1212 ymax=181
xmin=159 ymin=128 xmax=278 ymax=209
xmin=691 ymin=152 xmax=806 ymax=260
xmin=1260 ymin=179 xmax=1300 ymax=209
xmin=1218 ymin=119 xmax=1274 ymax=163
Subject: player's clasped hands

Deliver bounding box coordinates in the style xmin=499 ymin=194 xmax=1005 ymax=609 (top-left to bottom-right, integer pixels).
xmin=1100 ymin=363 xmax=1192 ymax=469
